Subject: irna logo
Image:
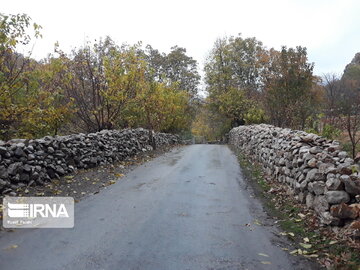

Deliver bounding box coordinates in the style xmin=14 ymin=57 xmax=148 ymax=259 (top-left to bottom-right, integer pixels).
xmin=7 ymin=202 xmax=69 ymax=218
xmin=3 ymin=197 xmax=74 ymax=228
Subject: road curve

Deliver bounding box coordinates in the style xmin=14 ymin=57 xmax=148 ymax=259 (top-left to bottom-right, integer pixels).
xmin=0 ymin=145 xmax=317 ymax=270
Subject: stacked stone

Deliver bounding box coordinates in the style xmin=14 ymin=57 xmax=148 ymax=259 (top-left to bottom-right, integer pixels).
xmin=0 ymin=128 xmax=179 ymax=195
xmin=229 ymin=124 xmax=360 ymax=227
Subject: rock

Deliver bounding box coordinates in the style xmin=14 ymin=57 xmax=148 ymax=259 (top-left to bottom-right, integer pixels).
xmin=297 ymin=192 xmax=307 ymax=203
xmin=349 ymin=220 xmax=360 ymax=230
xmin=338 ymin=151 xmax=348 ymax=159
xmin=19 ymin=173 xmax=30 ymax=182
xmin=339 ymin=166 xmax=353 ymax=175
xmin=307 ymin=158 xmax=317 ymax=168
xmin=0 ymin=146 xmax=7 ymax=155
xmin=55 ymin=166 xmax=65 ymax=176
xmin=0 ymin=179 xmax=8 ymax=187
xmin=306 ymin=168 xmax=318 ymax=181
xmin=30 ymin=171 xmax=39 ymax=180
xmin=326 ymin=177 xmax=343 ymax=191
xmin=320 ymin=163 xmax=337 ymax=174
xmin=23 ymin=164 xmax=32 ymax=172
xmin=278 ymin=158 xmax=286 ymax=166
xmin=0 ymin=166 xmax=8 ymax=179
xmin=319 ymin=211 xmax=342 ymax=226
xmin=310 ymin=146 xmax=322 ymax=154
xmin=314 ymin=195 xmax=329 ymax=213
xmin=14 ymin=147 xmax=26 ymax=157
xmin=330 ymin=203 xmax=359 ymax=219
xmin=342 ymin=177 xmax=360 ymax=195
xmin=348 ymin=220 xmax=360 ymax=239
xmin=325 ymin=191 xmax=350 ymax=204
xmin=312 ymin=181 xmax=326 ymax=195
xmin=7 ymin=162 xmax=22 ymax=176
xmin=301 ymin=134 xmax=316 ymax=143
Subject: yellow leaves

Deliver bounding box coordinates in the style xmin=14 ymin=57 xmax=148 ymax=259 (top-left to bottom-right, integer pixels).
xmin=124 ymin=80 xmax=190 ymax=133
xmin=3 ymin=244 xmax=18 ymax=250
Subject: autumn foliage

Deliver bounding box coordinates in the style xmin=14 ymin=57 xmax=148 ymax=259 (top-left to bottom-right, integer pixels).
xmin=0 ymin=13 xmax=199 ymax=140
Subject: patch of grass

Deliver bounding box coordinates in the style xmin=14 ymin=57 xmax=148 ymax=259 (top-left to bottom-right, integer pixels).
xmin=233 ymin=147 xmax=360 ymax=269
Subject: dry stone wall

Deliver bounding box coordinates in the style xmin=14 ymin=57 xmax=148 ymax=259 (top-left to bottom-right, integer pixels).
xmin=0 ymin=129 xmax=179 ymax=195
xmin=229 ymin=124 xmax=360 ymax=227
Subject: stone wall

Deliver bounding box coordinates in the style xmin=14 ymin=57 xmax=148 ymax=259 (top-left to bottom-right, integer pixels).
xmin=229 ymin=124 xmax=360 ymax=227
xmin=0 ymin=129 xmax=179 ymax=195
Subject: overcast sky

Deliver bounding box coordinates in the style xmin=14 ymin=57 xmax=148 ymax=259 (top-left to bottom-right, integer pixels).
xmin=3 ymin=0 xmax=360 ymax=78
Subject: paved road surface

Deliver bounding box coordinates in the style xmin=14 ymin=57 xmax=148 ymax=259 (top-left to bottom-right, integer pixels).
xmin=0 ymin=145 xmax=317 ymax=270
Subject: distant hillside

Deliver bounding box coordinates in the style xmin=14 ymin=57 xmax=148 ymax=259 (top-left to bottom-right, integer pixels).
xmin=343 ymin=52 xmax=360 ymax=80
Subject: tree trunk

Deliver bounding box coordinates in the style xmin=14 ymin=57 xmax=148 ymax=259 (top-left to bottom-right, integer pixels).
xmin=149 ymin=129 xmax=156 ymax=150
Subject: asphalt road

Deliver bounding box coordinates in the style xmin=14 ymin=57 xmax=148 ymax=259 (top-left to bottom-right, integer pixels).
xmin=0 ymin=145 xmax=317 ymax=270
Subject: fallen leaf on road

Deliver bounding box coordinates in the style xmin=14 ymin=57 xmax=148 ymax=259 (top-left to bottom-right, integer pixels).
xmin=258 ymin=253 xmax=269 ymax=257
xmin=288 ymin=232 xmax=295 ymax=237
xmin=254 ymin=219 xmax=261 ymax=225
xmin=114 ymin=173 xmax=124 ymax=178
xmin=4 ymin=244 xmax=18 ymax=250
xmin=261 ymin=261 xmax=271 ymax=265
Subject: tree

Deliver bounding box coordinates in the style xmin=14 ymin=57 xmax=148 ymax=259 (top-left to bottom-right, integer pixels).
xmin=143 ymin=45 xmax=200 ymax=98
xmin=335 ymin=78 xmax=360 ymax=158
xmin=18 ymin=56 xmax=75 ymax=137
xmin=216 ymin=87 xmax=252 ymax=127
xmin=323 ymin=73 xmax=342 ymax=124
xmin=60 ymin=38 xmax=146 ymax=132
xmin=264 ymin=46 xmax=317 ymax=129
xmin=191 ymin=98 xmax=231 ymax=141
xmin=204 ymin=34 xmax=267 ymax=132
xmin=125 ymin=80 xmax=190 ymax=148
xmin=205 ymin=34 xmax=267 ymax=97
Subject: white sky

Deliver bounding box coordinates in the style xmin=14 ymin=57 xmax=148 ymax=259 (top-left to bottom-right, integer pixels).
xmin=3 ymin=0 xmax=360 ymax=79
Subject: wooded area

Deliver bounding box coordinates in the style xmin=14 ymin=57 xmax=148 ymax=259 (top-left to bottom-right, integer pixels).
xmin=0 ymin=13 xmax=199 ymax=141
xmin=194 ymin=35 xmax=360 ymax=158
xmin=1 ymin=13 xmax=360 ymax=157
